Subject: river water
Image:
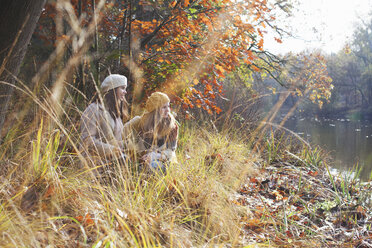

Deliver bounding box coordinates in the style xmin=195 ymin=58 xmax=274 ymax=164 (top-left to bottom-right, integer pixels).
xmin=282 ymin=116 xmax=372 ymax=181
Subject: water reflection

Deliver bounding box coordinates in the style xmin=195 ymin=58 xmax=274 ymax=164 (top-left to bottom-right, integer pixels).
xmin=283 ymin=117 xmax=372 ymax=181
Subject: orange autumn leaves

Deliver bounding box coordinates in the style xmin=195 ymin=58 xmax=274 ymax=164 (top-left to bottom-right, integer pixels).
xmin=89 ymin=0 xmax=283 ymax=114
xmin=75 ymin=213 xmax=95 ymax=226
xmin=36 ymin=0 xmax=331 ymax=114
xmin=133 ymin=0 xmax=281 ymax=113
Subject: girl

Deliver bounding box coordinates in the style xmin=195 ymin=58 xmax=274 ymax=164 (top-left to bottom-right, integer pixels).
xmin=123 ymin=92 xmax=178 ymax=171
xmin=80 ymin=74 xmax=129 ymax=161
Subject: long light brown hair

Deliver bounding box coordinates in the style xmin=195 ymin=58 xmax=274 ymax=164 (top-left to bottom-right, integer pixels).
xmin=92 ymin=89 xmax=129 ymax=121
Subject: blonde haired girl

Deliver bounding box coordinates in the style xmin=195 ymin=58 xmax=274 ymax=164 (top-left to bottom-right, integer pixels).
xmin=123 ymin=92 xmax=178 ymax=171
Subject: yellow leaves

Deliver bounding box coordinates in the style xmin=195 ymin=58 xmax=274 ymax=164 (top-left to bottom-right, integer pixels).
xmin=288 ymin=52 xmax=333 ymax=109
xmin=344 ymin=44 xmax=351 ymax=54
xmin=215 ymin=64 xmax=225 ymax=78
xmin=268 ymin=87 xmax=276 ymax=95
xmin=318 ymin=100 xmax=323 ymax=109
xmin=215 ymin=64 xmax=225 ymax=73
xmin=295 ymin=88 xmax=303 ymax=97
xmin=183 ymin=97 xmax=191 ymax=105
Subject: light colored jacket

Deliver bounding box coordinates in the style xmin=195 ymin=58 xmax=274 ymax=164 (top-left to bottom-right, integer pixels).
xmin=123 ymin=116 xmax=178 ymax=162
xmin=80 ymin=102 xmax=124 ymax=157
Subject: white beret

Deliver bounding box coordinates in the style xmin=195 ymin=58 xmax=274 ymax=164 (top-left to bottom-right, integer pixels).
xmin=101 ymin=74 xmax=127 ymax=93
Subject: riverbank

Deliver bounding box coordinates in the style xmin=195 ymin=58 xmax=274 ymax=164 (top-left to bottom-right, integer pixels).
xmin=239 ymin=149 xmax=372 ymax=246
xmin=281 ymin=115 xmax=372 ymax=182
xmin=0 ymin=123 xmax=371 ymax=247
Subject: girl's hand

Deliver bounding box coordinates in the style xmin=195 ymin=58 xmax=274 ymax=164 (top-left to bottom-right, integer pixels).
xmin=142 ymin=152 xmax=161 ymax=164
xmin=113 ymin=146 xmax=123 ymax=154
xmin=141 ymin=153 xmax=150 ymax=163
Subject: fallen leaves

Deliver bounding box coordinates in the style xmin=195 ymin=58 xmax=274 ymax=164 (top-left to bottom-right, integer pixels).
xmin=237 ymin=164 xmax=372 ymax=246
xmin=308 ymin=170 xmax=319 ymax=177
xmin=243 ymin=218 xmax=274 ymax=232
xmin=75 ymin=213 xmax=95 ymax=227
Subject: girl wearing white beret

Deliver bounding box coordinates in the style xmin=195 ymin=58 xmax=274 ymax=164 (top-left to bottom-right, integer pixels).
xmin=80 ymin=74 xmax=129 ymax=161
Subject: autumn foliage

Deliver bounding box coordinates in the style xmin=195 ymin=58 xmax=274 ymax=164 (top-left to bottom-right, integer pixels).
xmin=285 ymin=52 xmax=333 ymax=108
xmin=33 ymin=0 xmax=293 ymax=113
xmin=31 ymin=0 xmax=334 ymax=115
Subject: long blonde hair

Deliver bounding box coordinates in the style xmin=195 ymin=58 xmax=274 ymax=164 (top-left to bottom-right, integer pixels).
xmin=139 ymin=109 xmax=177 ymax=141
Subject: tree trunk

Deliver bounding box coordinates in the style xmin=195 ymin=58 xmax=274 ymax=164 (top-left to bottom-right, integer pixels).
xmin=92 ymin=0 xmax=100 ymax=82
xmin=357 ymin=88 xmax=366 ymax=108
xmin=0 ymin=0 xmax=46 ymax=140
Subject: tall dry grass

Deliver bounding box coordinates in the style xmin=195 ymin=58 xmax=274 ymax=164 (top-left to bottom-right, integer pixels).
xmin=0 ymin=111 xmax=259 ymax=247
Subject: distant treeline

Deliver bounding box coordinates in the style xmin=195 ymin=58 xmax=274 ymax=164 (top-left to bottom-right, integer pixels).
xmin=318 ymin=15 xmax=372 ymax=120
xmin=262 ymin=15 xmax=372 ymax=121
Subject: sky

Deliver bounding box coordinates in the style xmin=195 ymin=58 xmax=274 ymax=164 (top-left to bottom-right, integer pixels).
xmin=265 ymin=0 xmax=372 ymax=54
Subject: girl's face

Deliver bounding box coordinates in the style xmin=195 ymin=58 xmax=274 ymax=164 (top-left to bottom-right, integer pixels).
xmin=159 ymin=102 xmax=170 ymax=119
xmin=115 ymin=86 xmax=127 ymax=102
